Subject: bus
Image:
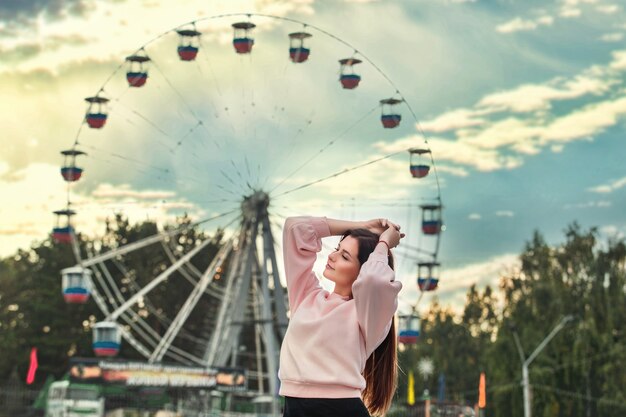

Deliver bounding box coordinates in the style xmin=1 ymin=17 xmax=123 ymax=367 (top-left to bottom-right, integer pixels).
xmin=46 ymin=380 xmax=104 ymax=417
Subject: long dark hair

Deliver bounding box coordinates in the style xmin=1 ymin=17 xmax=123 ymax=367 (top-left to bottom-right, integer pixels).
xmin=341 ymin=229 xmax=398 ymax=416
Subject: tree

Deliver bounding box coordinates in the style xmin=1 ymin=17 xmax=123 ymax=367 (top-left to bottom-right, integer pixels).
xmin=0 ymin=214 xmax=223 ymax=386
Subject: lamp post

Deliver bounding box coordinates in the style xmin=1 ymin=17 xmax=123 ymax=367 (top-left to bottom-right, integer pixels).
xmin=512 ymin=315 xmax=574 ymax=417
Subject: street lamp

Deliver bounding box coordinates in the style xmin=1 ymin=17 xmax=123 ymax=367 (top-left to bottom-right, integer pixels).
xmin=512 ymin=315 xmax=574 ymax=417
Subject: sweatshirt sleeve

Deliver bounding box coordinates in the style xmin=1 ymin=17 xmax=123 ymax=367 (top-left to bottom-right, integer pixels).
xmin=352 ymin=244 xmax=402 ymax=358
xmin=283 ymin=216 xmax=331 ymax=313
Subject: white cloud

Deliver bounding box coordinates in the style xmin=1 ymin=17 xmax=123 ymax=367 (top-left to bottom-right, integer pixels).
xmin=0 ymin=0 xmax=318 ymax=75
xmin=599 ymin=225 xmax=625 ymax=239
xmin=92 ymin=183 xmax=176 ymax=200
xmin=496 ymin=15 xmax=554 ymax=34
xmin=563 ymin=200 xmax=612 ymax=208
xmin=559 ymin=7 xmax=582 ymax=17
xmin=375 ymin=45 xmax=626 ymax=177
xmin=540 ymin=95 xmax=626 ymax=144
xmin=495 ymin=210 xmax=514 ymax=217
xmin=0 ymin=162 xmax=66 ymax=256
xmin=398 ymin=253 xmax=520 ymax=315
xmin=587 ymin=176 xmax=626 ymax=193
xmin=609 ymin=50 xmax=626 ymax=70
xmin=477 ymin=76 xmax=612 ymax=113
xmin=600 ymin=33 xmax=624 ymax=42
xmin=596 ymin=4 xmax=620 ymax=14
xmin=468 ymin=213 xmax=481 ymax=220
xmin=374 ymin=135 xmax=524 ymax=172
xmin=0 ymin=162 xmax=204 ymax=257
xmin=461 ymin=117 xmax=543 ymax=149
xmin=419 ymin=108 xmax=486 ymax=133
xmin=560 ymin=0 xmax=599 ymax=5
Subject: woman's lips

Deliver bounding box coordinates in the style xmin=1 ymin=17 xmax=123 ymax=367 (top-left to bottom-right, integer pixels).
xmin=325 ymin=263 xmax=334 ymax=270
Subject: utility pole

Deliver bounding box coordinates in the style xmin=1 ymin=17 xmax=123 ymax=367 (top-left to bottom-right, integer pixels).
xmin=512 ymin=315 xmax=574 ymax=417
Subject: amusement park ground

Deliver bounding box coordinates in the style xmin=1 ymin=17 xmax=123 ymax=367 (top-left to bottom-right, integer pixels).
xmin=1 ymin=384 xmax=471 ymax=417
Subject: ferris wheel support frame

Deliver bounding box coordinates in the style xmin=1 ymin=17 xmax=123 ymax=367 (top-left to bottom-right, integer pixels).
xmin=201 ymin=192 xmax=286 ymax=411
xmin=149 ymin=239 xmax=234 ymax=363
xmin=106 ymin=237 xmax=214 ymax=321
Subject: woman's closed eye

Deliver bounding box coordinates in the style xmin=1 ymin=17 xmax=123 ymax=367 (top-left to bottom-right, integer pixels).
xmin=334 ymin=246 xmax=349 ymax=260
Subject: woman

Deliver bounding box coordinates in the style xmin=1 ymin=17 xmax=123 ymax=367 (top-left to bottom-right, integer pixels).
xmin=279 ymin=216 xmax=404 ymax=417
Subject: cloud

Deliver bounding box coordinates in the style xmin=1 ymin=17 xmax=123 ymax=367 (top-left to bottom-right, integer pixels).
xmin=477 ymin=76 xmax=613 ymax=113
xmin=0 ymin=0 xmax=95 ymax=24
xmin=587 ymin=176 xmax=626 ymax=193
xmin=419 ymin=108 xmax=487 ymax=133
xmin=599 ymin=225 xmax=625 ymax=239
xmin=600 ymin=33 xmax=624 ymax=42
xmin=254 ymin=0 xmax=314 ymax=16
xmin=375 ymin=47 xmax=626 ymax=176
xmin=495 ymin=210 xmax=514 ymax=217
xmin=468 ymin=213 xmax=481 ymax=220
xmin=563 ymin=200 xmax=612 ymax=208
xmin=92 ymin=183 xmax=176 ymax=200
xmin=398 ymin=253 xmax=520 ymax=315
xmin=559 ymin=7 xmax=582 ymax=17
xmin=540 ymin=95 xmax=626 ymax=144
xmin=0 ymin=162 xmax=204 ymax=257
xmin=374 ymin=135 xmax=524 ymax=172
xmin=596 ymin=4 xmax=620 ymax=14
xmin=496 ymin=15 xmax=554 ymax=34
xmin=609 ymin=50 xmax=626 ymax=70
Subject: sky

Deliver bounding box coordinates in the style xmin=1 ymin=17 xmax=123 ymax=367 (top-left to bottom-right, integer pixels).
xmin=1 ymin=0 xmax=626 ymax=317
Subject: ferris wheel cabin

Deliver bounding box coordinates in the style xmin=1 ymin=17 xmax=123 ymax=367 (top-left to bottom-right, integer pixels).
xmin=417 ymin=262 xmax=440 ymax=292
xmin=125 ymin=54 xmax=151 ymax=87
xmin=232 ymin=22 xmax=256 ymax=54
xmin=409 ymin=148 xmax=431 ymax=178
xmin=398 ymin=314 xmax=420 ymax=344
xmin=92 ymin=321 xmax=121 ymax=357
xmin=52 ymin=209 xmax=76 ymax=244
xmin=177 ymin=29 xmax=201 ymax=61
xmin=60 ymin=149 xmax=86 ymax=182
xmin=420 ymin=204 xmax=443 ymax=235
xmin=289 ymin=31 xmax=312 ymax=63
xmin=339 ymin=58 xmax=362 ymax=89
xmin=380 ymin=98 xmax=403 ymax=128
xmin=61 ymin=266 xmax=92 ymax=304
xmin=84 ymin=96 xmax=110 ymax=129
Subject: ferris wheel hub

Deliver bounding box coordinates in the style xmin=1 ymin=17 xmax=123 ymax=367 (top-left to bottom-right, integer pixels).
xmin=241 ymin=190 xmax=270 ymax=220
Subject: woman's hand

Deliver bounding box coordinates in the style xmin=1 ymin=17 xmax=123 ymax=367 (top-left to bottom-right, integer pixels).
xmin=379 ymin=225 xmax=404 ymax=249
xmin=364 ymin=218 xmax=401 ymax=235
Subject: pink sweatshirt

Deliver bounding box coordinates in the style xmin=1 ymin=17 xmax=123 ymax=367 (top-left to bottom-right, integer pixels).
xmin=278 ymin=217 xmax=402 ymax=398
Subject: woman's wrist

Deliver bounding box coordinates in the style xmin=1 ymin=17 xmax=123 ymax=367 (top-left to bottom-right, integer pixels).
xmin=378 ymin=240 xmax=391 ymax=250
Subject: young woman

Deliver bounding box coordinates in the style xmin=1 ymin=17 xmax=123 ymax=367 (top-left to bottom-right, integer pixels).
xmin=279 ymin=216 xmax=404 ymax=417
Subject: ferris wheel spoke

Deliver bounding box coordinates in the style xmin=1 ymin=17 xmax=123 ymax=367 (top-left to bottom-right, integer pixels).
xmin=150 ymin=238 xmax=234 ymax=362
xmin=86 ymin=282 xmax=160 ymax=359
xmin=107 ymin=99 xmax=180 ymax=153
xmin=160 ymin=241 xmax=227 ymax=300
xmin=95 ymin=261 xmax=171 ymax=346
xmin=271 ymin=149 xmax=407 ymax=200
xmin=106 ymin=236 xmax=214 ymax=322
xmin=87 ymin=250 xmax=165 ymax=350
xmin=270 ymin=105 xmax=379 ymax=195
xmin=79 ymin=207 xmax=239 ymax=268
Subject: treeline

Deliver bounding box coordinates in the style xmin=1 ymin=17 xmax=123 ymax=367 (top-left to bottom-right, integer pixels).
xmin=397 ymin=224 xmax=626 ymax=417
xmin=0 ymin=214 xmax=222 ymax=385
xmin=1 ymin=218 xmax=625 ymax=416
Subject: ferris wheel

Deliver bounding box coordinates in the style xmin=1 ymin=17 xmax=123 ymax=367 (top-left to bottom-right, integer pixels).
xmin=53 ymin=13 xmax=444 ymax=399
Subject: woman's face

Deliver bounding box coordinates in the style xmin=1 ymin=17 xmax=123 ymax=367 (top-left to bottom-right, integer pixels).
xmin=323 ymin=236 xmax=361 ymax=294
